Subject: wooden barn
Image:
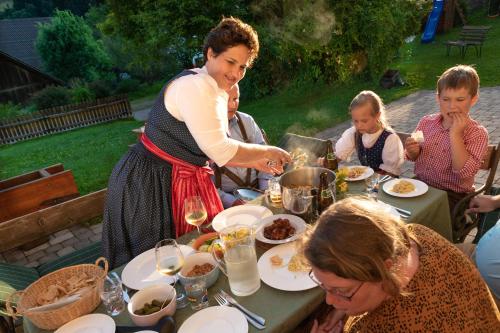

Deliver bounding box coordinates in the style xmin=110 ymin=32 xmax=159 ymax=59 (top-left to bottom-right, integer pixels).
xmin=0 ymin=18 xmax=63 ymax=104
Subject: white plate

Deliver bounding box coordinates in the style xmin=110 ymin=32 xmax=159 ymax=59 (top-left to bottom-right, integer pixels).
xmin=383 ymin=178 xmax=429 ymax=198
xmin=135 ymin=331 xmax=157 ymax=333
xmin=255 ymin=214 xmax=307 ymax=245
xmin=258 ymin=242 xmax=317 ymax=291
xmin=344 ymin=166 xmax=374 ymax=181
xmin=212 ymin=205 xmax=273 ymax=232
xmin=122 ymin=244 xmax=194 ymax=290
xmin=55 ymin=314 xmax=115 ymax=333
xmin=178 ymin=306 xmax=248 ymax=333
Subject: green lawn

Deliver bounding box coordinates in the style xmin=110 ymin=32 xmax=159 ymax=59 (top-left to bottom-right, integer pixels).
xmin=0 ymin=120 xmax=142 ymax=194
xmin=1 ymin=10 xmax=499 ymax=194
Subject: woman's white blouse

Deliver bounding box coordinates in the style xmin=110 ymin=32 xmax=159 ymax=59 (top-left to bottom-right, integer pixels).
xmin=163 ymin=67 xmax=240 ymax=166
xmin=335 ymin=126 xmax=404 ymax=175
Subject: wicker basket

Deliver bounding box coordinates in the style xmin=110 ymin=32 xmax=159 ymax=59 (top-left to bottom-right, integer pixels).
xmin=6 ymin=257 xmax=108 ymax=330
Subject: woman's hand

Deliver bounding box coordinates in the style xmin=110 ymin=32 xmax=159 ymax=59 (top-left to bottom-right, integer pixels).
xmin=310 ymin=308 xmax=346 ymax=333
xmin=466 ymin=194 xmax=500 ymax=214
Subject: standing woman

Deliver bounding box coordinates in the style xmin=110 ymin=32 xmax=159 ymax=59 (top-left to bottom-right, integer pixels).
xmin=103 ymin=17 xmax=290 ymax=268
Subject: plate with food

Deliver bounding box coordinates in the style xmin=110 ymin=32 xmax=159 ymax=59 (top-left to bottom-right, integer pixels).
xmin=342 ymin=166 xmax=374 ymax=181
xmin=255 ymin=214 xmax=307 ymax=245
xmin=383 ymin=178 xmax=428 ymax=198
xmin=257 ymin=241 xmax=316 ymax=291
xmin=212 ymin=205 xmax=273 ymax=232
xmin=122 ymin=245 xmax=194 ymax=290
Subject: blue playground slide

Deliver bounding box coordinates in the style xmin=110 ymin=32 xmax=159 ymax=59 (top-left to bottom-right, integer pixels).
xmin=421 ymin=0 xmax=445 ymax=43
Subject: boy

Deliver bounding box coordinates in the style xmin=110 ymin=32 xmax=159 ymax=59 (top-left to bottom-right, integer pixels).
xmin=405 ymin=65 xmax=489 ymax=239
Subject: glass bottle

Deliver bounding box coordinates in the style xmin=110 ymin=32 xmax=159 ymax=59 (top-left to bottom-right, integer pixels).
xmin=324 ymin=140 xmax=338 ymax=171
xmin=318 ymin=172 xmax=334 ymax=214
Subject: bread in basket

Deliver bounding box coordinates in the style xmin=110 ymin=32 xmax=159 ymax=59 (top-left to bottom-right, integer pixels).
xmin=6 ymin=257 xmax=108 ymax=330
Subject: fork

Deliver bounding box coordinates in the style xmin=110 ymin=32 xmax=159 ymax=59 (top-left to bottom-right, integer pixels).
xmin=213 ymin=294 xmax=266 ymax=330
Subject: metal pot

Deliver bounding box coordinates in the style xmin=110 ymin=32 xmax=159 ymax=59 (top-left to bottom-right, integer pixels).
xmin=279 ymin=167 xmax=336 ymax=214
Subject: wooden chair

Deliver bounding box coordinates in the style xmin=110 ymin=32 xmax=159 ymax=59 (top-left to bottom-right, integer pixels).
xmin=452 ymin=142 xmax=500 ymax=243
xmin=445 ymin=25 xmax=491 ymax=58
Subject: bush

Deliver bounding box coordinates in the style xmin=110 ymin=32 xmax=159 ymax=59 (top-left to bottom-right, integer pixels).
xmin=88 ymin=80 xmax=113 ymax=99
xmin=0 ymin=102 xmax=24 ymax=120
xmin=31 ymin=86 xmax=72 ymax=110
xmin=71 ymin=85 xmax=95 ymax=103
xmin=114 ymin=78 xmax=140 ymax=95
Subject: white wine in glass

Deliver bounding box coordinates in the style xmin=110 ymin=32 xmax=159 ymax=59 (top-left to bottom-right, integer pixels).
xmin=155 ymin=239 xmax=188 ymax=308
xmin=184 ymin=196 xmax=207 ymax=234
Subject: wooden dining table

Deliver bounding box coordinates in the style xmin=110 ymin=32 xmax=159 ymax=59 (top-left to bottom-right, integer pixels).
xmin=23 ymin=179 xmax=453 ymax=333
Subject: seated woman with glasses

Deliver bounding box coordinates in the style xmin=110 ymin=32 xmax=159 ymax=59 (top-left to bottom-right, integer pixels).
xmin=304 ymin=196 xmax=499 ymax=333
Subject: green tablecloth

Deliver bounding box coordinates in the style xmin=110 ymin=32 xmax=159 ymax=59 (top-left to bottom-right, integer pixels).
xmin=23 ymin=181 xmax=452 ymax=333
xmin=23 ymin=230 xmax=324 ymax=333
xmin=253 ymin=180 xmax=453 ymax=242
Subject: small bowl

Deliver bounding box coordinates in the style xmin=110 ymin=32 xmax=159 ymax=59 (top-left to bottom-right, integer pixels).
xmin=178 ymin=252 xmax=220 ymax=288
xmin=127 ymin=284 xmax=176 ymax=327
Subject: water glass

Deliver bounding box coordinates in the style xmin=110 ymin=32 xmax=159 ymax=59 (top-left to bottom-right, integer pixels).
xmin=99 ymin=275 xmax=125 ymax=316
xmin=365 ymin=174 xmax=380 ymax=199
xmin=184 ymin=279 xmax=209 ymax=311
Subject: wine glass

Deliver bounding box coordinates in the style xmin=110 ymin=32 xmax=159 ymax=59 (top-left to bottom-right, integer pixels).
xmin=365 ymin=174 xmax=380 ymax=199
xmin=155 ymin=239 xmax=188 ymax=309
xmin=184 ymin=196 xmax=207 ymax=235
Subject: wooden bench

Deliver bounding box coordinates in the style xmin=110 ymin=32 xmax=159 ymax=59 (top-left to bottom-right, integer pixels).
xmin=445 ymin=25 xmax=491 ymax=57
xmin=0 ymin=189 xmax=106 ymax=252
xmin=0 ymin=164 xmax=80 ymax=224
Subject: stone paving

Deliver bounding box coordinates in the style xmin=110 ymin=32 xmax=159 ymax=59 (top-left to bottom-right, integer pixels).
xmin=1 ymin=87 xmax=499 ymax=268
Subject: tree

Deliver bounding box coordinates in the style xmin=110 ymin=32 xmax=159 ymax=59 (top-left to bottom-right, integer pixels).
xmin=36 ymin=10 xmax=111 ymax=82
xmin=101 ymin=0 xmax=249 ymax=75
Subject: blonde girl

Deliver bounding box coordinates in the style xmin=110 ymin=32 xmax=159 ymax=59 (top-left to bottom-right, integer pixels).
xmin=335 ymin=90 xmax=403 ymax=175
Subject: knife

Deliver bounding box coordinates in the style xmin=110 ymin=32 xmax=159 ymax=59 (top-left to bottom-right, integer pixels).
xmin=391 ymin=205 xmax=412 ymax=217
xmin=219 ymin=289 xmax=266 ymax=326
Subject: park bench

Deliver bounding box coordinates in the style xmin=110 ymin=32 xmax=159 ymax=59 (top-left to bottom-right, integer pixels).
xmin=445 ymin=25 xmax=491 ymax=57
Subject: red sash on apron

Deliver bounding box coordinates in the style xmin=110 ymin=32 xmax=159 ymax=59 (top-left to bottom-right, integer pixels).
xmin=141 ymin=134 xmax=223 ymax=237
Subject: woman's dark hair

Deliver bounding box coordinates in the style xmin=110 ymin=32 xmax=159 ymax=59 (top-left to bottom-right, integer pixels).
xmin=203 ymin=17 xmax=259 ymax=66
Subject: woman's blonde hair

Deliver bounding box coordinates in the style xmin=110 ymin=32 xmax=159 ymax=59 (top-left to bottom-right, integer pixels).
xmin=349 ymin=90 xmax=393 ymax=131
xmin=303 ymin=196 xmax=419 ymax=297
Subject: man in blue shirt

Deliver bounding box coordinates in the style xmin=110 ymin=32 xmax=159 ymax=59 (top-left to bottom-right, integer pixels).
xmin=213 ymin=84 xmax=272 ymax=208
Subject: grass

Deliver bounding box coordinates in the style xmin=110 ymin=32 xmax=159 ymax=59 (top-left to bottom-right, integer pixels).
xmin=1 ymin=10 xmax=499 ymax=194
xmin=0 ymin=119 xmax=142 ymax=194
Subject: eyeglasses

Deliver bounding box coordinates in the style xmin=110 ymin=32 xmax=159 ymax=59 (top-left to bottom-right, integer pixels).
xmin=309 ymin=269 xmax=364 ymax=302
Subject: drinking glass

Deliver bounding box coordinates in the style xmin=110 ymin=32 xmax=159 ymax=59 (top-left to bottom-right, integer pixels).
xmin=268 ymin=177 xmax=282 ymax=204
xmin=155 ymin=239 xmax=188 ymax=309
xmin=184 ymin=278 xmax=209 ymax=311
xmin=99 ymin=275 xmax=125 ymax=316
xmin=365 ymin=174 xmax=380 ymax=199
xmin=184 ymin=196 xmax=207 ymax=235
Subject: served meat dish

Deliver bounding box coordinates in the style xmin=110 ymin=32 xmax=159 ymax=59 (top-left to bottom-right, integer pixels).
xmin=186 ymin=263 xmax=214 ymax=277
xmin=263 ymin=218 xmax=296 ymax=240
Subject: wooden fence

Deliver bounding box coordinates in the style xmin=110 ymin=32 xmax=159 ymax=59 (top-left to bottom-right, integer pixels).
xmin=0 ymin=95 xmax=132 ymax=144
